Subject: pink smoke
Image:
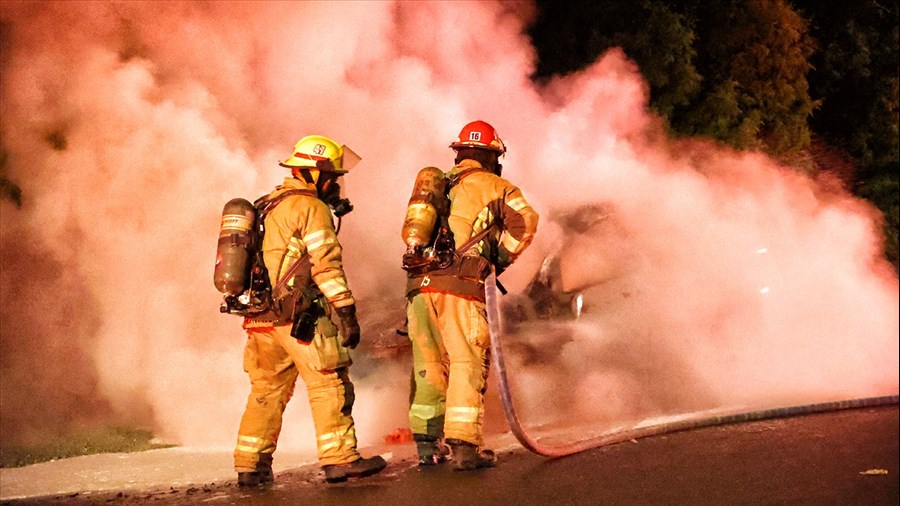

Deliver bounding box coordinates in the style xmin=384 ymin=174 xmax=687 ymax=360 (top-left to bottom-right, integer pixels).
xmin=0 ymin=1 xmax=896 ymax=453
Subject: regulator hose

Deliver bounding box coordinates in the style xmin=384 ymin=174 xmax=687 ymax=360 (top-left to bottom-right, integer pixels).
xmin=486 ymin=274 xmax=899 ymax=458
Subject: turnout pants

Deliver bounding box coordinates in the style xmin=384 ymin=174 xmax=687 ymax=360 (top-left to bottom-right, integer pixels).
xmin=407 ymin=291 xmax=491 ymax=446
xmin=234 ymin=314 xmax=357 ymax=471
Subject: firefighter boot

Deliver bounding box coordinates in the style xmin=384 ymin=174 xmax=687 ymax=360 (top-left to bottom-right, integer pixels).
xmin=446 ymin=439 xmax=496 ymax=471
xmin=237 ymin=453 xmax=274 ymax=487
xmin=414 ymin=434 xmax=450 ymax=466
xmin=323 ymin=455 xmax=387 ymax=483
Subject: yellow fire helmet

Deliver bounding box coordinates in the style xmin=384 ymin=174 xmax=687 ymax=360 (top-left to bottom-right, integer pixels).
xmin=279 ymin=135 xmax=361 ymax=174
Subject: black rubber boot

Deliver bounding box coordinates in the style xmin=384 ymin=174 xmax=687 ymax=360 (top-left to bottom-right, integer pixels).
xmin=323 ymin=455 xmax=387 ymax=483
xmin=446 ymin=438 xmax=496 ymax=471
xmin=414 ymin=434 xmax=450 ymax=466
xmin=237 ymin=453 xmax=274 ymax=487
xmin=237 ymin=472 xmax=260 ymax=487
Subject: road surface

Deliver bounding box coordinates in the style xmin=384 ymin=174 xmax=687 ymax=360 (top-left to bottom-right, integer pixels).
xmin=1 ymin=404 xmax=896 ymax=505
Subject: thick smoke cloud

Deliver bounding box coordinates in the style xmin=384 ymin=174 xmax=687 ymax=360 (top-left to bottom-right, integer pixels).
xmin=1 ymin=0 xmax=896 ymax=453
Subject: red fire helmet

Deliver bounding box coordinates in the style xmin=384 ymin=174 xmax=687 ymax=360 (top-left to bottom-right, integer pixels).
xmin=449 ymin=120 xmax=506 ymax=154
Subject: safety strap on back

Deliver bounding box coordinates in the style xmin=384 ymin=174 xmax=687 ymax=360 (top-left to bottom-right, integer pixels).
xmin=253 ymin=189 xmax=318 ymax=293
xmin=446 ymin=167 xmax=497 ymax=257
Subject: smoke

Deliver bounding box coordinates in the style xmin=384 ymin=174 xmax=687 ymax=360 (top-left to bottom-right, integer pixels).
xmin=1 ymin=0 xmax=896 ymax=453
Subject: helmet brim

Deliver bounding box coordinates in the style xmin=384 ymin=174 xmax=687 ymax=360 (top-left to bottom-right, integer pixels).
xmin=279 ymin=156 xmax=318 ymax=169
xmin=279 ymin=159 xmax=349 ymax=174
xmin=450 ymin=142 xmax=505 ymax=154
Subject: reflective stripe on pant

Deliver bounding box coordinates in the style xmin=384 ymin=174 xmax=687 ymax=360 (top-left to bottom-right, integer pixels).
xmin=407 ymin=291 xmax=490 ymax=446
xmin=234 ymin=317 xmax=359 ymax=470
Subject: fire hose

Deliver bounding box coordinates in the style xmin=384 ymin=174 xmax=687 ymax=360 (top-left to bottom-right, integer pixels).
xmin=485 ymin=274 xmax=900 ymax=458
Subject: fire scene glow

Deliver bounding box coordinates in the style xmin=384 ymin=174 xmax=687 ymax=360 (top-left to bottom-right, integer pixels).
xmin=0 ymin=1 xmax=897 ymax=453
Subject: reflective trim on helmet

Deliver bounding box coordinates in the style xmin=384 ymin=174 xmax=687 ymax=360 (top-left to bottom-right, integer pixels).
xmin=294 ymin=152 xmax=329 ymax=161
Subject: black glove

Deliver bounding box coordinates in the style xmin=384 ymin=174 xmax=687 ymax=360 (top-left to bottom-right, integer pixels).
xmin=335 ymin=304 xmax=361 ymax=349
xmin=495 ymin=246 xmax=513 ymax=276
xmin=396 ymin=315 xmax=409 ymax=337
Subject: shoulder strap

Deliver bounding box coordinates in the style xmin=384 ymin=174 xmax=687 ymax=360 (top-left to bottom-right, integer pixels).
xmin=255 ymin=189 xmax=317 ymax=219
xmin=253 ymin=189 xmax=318 ymax=296
xmin=445 ymin=168 xmax=499 ymax=257
xmin=455 ymin=222 xmax=497 ymax=256
xmin=271 ymin=252 xmax=311 ymax=299
xmin=447 ymin=167 xmax=489 ymax=188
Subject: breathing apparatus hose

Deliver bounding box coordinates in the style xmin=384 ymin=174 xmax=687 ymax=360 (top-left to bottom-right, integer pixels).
xmin=485 ymin=274 xmax=900 ymax=458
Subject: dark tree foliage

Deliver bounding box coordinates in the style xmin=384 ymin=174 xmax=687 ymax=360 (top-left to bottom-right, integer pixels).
xmin=679 ymin=0 xmax=817 ymax=153
xmin=528 ymin=0 xmax=898 ymax=270
xmin=793 ymin=0 xmax=899 ymax=269
xmin=794 ymin=0 xmax=899 ymax=173
xmin=857 ymin=173 xmax=899 ymax=268
xmin=529 ymin=1 xmax=700 ymax=118
xmin=529 ymin=0 xmax=817 ymax=154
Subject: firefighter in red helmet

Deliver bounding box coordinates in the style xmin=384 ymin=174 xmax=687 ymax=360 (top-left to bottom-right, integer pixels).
xmin=233 ymin=135 xmax=386 ymax=486
xmin=403 ymin=120 xmax=539 ymax=470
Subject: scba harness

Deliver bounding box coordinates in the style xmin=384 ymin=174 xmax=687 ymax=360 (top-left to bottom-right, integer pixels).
xmin=401 ymin=167 xmax=502 ymax=302
xmin=215 ymin=189 xmax=322 ymax=341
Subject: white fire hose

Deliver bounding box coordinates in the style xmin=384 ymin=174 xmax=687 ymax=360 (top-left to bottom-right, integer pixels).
xmin=485 ymin=274 xmax=900 ymax=458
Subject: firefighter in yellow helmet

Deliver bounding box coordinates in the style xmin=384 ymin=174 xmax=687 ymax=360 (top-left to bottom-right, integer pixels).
xmin=403 ymin=121 xmax=539 ymax=470
xmin=234 ymin=135 xmax=386 ymax=486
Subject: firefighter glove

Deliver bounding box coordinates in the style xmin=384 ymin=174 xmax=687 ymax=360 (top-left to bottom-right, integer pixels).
xmin=336 ymin=304 xmax=361 ymax=349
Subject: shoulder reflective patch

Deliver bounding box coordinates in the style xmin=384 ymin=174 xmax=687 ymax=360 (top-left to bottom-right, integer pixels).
xmin=303 ymin=229 xmax=337 ymax=252
xmin=506 ymin=196 xmax=530 ymax=212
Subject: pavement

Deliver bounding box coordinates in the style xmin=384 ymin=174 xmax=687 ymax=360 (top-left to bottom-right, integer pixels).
xmin=1 ymin=404 xmax=896 ymax=506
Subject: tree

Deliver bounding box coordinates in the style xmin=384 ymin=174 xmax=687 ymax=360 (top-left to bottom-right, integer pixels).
xmin=529 ymin=0 xmax=817 ymax=155
xmin=794 ymin=0 xmax=899 ymax=172
xmin=676 ymin=0 xmax=818 ymax=154
xmin=794 ymin=0 xmax=899 ymax=269
xmin=528 ymin=0 xmax=701 ymax=119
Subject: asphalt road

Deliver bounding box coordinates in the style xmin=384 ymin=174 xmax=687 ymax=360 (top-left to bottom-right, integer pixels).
xmin=2 ymin=404 xmax=896 ymax=506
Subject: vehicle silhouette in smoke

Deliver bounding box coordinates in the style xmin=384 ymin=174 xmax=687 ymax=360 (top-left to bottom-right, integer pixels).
xmin=501 ymin=202 xmax=620 ymax=326
xmin=503 ymin=255 xmax=585 ymax=323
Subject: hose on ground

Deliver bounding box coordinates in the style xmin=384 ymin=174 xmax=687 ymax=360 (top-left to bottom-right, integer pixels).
xmin=486 ymin=274 xmax=899 ymax=458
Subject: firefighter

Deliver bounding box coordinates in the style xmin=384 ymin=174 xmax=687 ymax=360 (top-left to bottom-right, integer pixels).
xmin=234 ymin=135 xmax=386 ymax=486
xmin=404 ymin=121 xmax=539 ymax=470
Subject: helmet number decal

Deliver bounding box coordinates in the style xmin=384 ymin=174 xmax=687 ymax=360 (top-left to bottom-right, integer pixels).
xmin=468 ymin=132 xmax=482 ymax=141
xmin=313 ymin=143 xmax=326 ymax=155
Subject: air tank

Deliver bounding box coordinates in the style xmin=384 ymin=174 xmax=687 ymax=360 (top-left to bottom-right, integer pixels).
xmin=214 ymin=198 xmax=257 ymax=295
xmin=401 ymin=166 xmax=448 ymax=252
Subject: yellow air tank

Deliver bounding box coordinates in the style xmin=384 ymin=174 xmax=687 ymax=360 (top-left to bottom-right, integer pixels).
xmin=214 ymin=198 xmax=258 ymax=295
xmin=402 ymin=167 xmax=448 ymax=253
